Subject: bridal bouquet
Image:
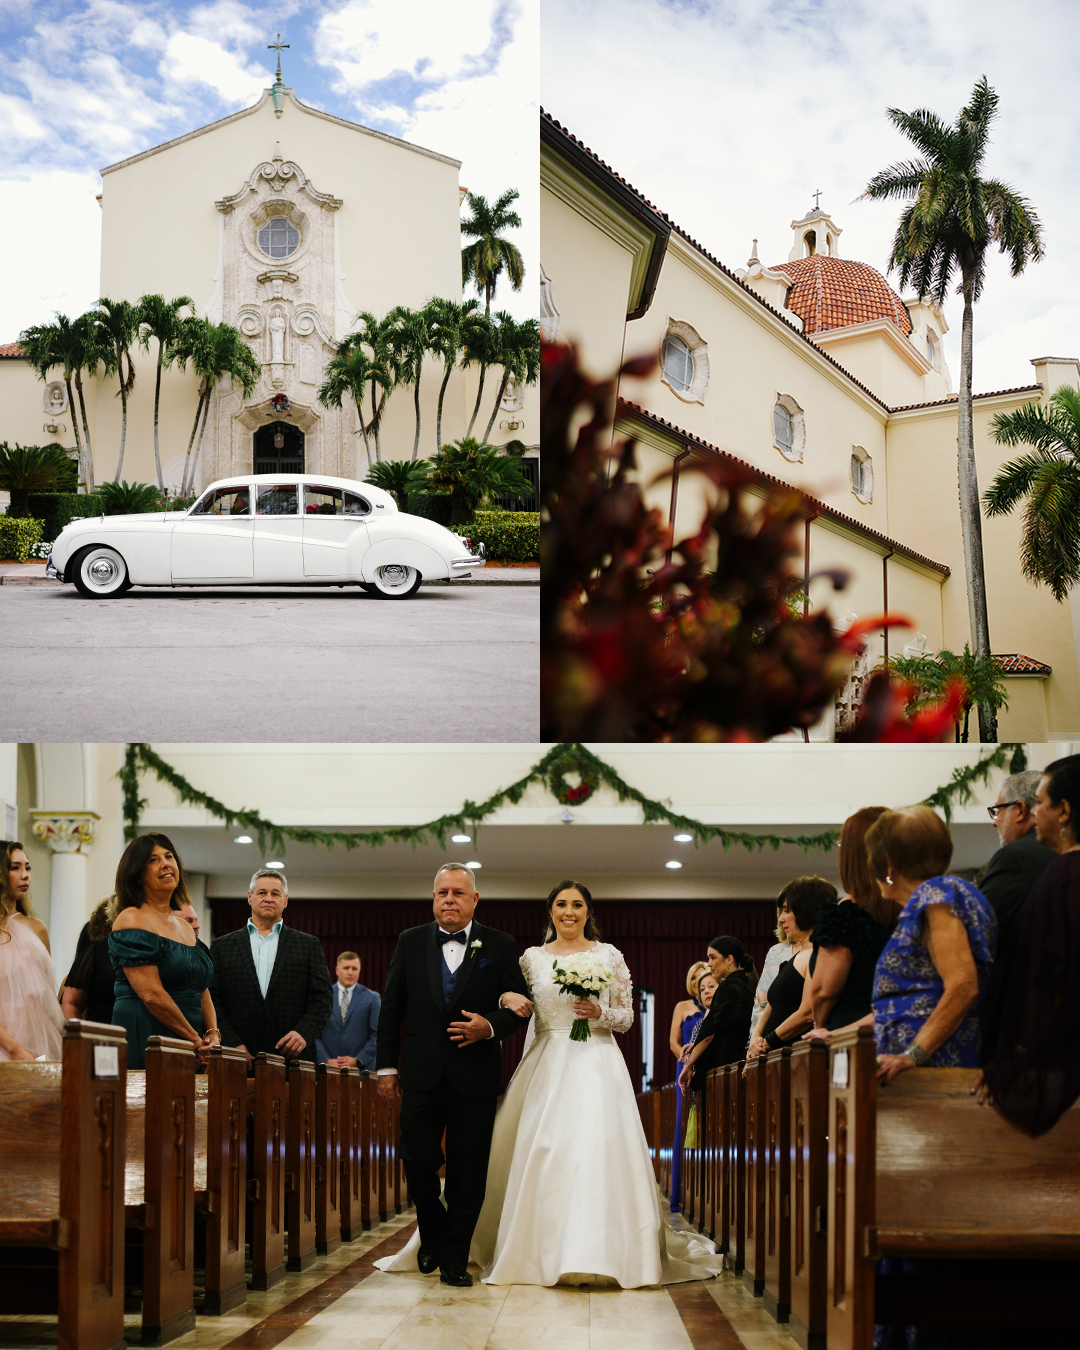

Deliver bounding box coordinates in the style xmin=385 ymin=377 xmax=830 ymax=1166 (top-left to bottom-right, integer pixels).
xmin=551 ymin=952 xmax=614 ymax=1041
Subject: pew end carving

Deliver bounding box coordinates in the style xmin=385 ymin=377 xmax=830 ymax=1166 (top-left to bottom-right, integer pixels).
xmin=251 ymin=1053 xmax=287 ymax=1288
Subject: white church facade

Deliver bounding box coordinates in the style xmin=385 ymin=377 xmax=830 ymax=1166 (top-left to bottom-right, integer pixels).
xmin=1 ymin=82 xmax=537 ymax=493
xmin=541 ymin=111 xmax=1080 ymax=743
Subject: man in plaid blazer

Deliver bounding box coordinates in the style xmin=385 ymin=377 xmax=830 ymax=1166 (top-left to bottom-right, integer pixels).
xmin=209 ymin=869 xmax=333 ymax=1071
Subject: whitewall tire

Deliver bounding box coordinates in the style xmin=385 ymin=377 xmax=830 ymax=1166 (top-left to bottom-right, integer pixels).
xmin=71 ymin=545 xmax=131 ymax=598
xmin=370 ymin=564 xmax=421 ymax=599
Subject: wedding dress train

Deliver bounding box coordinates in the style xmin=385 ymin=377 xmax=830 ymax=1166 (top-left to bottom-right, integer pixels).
xmin=378 ymin=943 xmax=722 ymax=1288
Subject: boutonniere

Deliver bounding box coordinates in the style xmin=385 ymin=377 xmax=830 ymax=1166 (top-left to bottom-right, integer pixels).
xmin=469 ymin=939 xmax=483 ymax=956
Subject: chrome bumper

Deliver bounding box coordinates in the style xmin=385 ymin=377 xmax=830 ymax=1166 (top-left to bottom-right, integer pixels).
xmin=451 ymin=554 xmax=486 ymax=569
xmin=45 ymin=555 xmax=60 ymax=581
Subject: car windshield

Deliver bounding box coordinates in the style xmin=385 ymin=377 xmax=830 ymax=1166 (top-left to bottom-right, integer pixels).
xmin=256 ymin=485 xmax=299 ymax=515
xmin=191 ymin=487 xmax=250 ymax=516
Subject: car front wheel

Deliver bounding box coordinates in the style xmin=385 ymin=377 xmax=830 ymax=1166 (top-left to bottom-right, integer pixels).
xmin=71 ymin=545 xmax=131 ymax=598
xmin=370 ymin=564 xmax=421 ymax=598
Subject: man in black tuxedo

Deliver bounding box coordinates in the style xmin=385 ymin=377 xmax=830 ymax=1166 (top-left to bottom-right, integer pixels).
xmin=209 ymin=869 xmax=333 ymax=1071
xmin=978 ymin=770 xmax=1057 ymax=1060
xmin=376 ymin=863 xmax=531 ymax=1286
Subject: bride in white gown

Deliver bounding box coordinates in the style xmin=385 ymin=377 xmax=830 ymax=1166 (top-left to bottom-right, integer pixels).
xmin=379 ymin=881 xmax=722 ymax=1288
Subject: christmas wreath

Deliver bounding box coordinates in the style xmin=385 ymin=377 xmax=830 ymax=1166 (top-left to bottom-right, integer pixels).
xmin=547 ymin=750 xmax=598 ymax=806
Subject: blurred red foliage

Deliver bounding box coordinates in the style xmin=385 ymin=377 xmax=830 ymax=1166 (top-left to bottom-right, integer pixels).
xmin=540 ymin=343 xmax=961 ymax=742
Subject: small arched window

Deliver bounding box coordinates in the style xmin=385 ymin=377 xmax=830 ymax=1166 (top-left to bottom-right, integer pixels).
xmin=257 ymin=216 xmax=300 ymax=259
xmin=774 ymin=405 xmax=794 ymax=455
xmin=773 ymin=395 xmax=805 ymax=462
xmin=926 ymin=329 xmax=941 ymax=370
xmin=662 ymin=334 xmax=694 ymax=393
xmin=850 ymin=445 xmax=873 ymax=503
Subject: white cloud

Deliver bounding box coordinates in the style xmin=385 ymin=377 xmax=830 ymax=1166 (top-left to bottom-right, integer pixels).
xmin=541 ymin=0 xmax=1080 ymax=393
xmin=160 ymin=32 xmax=269 ymax=103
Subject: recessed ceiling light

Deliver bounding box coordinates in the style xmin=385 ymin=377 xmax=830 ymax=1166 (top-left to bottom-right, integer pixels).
xmin=451 ymin=834 xmax=472 ymax=844
xmin=673 ymin=833 xmax=693 ymax=843
xmin=234 ymin=835 xmax=253 ymax=844
xmin=665 ymin=860 xmax=683 ymax=870
xmin=266 ymin=861 xmax=284 ymax=869
xmin=465 ymin=860 xmax=482 ymax=869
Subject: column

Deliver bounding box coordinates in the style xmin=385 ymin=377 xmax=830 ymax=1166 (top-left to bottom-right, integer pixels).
xmin=30 ymin=812 xmax=99 ymax=986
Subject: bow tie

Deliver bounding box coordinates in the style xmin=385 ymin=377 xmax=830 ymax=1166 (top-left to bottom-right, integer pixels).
xmin=438 ymin=929 xmax=468 ymax=946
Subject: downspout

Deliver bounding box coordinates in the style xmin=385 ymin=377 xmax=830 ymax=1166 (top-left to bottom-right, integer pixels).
xmin=882 ymin=549 xmax=894 ymax=664
xmin=802 ymin=512 xmax=814 ymax=742
xmin=666 ymin=447 xmax=692 ymax=563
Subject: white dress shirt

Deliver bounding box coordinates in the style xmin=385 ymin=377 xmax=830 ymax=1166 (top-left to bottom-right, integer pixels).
xmin=248 ymin=919 xmax=282 ymax=997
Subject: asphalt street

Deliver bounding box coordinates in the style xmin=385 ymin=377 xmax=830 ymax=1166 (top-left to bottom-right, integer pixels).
xmin=2 ymin=583 xmax=539 ymax=741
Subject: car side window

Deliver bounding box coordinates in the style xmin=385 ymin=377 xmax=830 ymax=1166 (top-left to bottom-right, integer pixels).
xmin=192 ymin=487 xmax=250 ymax=516
xmin=305 ymin=486 xmax=343 ymax=516
xmin=344 ymin=491 xmax=371 ymax=516
xmin=256 ymin=485 xmax=299 ymax=515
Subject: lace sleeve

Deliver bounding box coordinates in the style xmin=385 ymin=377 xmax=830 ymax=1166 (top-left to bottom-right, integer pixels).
xmin=596 ymin=947 xmax=634 ymax=1034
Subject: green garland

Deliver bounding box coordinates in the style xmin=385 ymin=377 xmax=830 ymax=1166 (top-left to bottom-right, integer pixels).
xmin=118 ymin=740 xmax=1027 ymax=857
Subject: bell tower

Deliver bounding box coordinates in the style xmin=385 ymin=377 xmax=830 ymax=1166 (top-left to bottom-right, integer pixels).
xmin=788 ymin=196 xmax=843 ymax=261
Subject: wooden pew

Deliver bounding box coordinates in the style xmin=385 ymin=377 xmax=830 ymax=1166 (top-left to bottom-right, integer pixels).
xmin=702 ymin=1065 xmax=722 ymax=1240
xmin=0 ymin=1020 xmax=127 ymax=1350
xmin=658 ymin=1082 xmax=676 ymax=1200
xmin=315 ymin=1063 xmax=342 ymax=1255
xmin=195 ymin=1046 xmax=248 ymax=1313
xmin=762 ymin=1046 xmax=791 ymax=1323
xmin=636 ymin=1088 xmax=661 ymax=1181
xmin=683 ymin=1088 xmax=704 ymax=1228
xmin=124 ymin=1037 xmax=197 ymax=1346
xmin=359 ymin=1074 xmax=382 ymax=1230
xmin=827 ymin=1026 xmax=1080 ymax=1349
xmin=339 ymin=1066 xmax=363 ymax=1242
xmin=390 ymin=1091 xmax=406 ymax=1213
xmin=285 ymin=1059 xmax=317 ymax=1271
xmin=743 ymin=1055 xmax=766 ymax=1295
xmin=718 ymin=1062 xmax=746 ymax=1271
xmin=249 ymin=1053 xmax=287 ymax=1288
xmin=788 ymin=1039 xmax=828 ymax=1350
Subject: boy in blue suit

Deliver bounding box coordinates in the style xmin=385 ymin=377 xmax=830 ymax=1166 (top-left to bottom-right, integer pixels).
xmin=316 ymin=951 xmax=380 ymax=1070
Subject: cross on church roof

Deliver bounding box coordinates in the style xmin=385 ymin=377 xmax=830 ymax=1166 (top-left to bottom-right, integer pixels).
xmin=268 ymin=33 xmax=289 ymax=84
xmin=812 ymin=189 xmax=822 ymax=211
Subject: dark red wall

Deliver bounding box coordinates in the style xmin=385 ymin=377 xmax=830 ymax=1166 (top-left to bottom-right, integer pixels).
xmin=208 ymin=898 xmax=776 ymax=1087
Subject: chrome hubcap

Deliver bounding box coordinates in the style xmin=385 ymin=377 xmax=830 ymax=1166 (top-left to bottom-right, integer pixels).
xmin=378 ymin=565 xmax=411 ymax=589
xmin=88 ymin=556 xmax=119 ymax=585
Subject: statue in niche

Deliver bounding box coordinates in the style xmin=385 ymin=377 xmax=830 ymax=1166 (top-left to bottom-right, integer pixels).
xmin=270 ymin=310 xmax=286 ymax=364
xmin=43 ymin=382 xmax=69 ymax=414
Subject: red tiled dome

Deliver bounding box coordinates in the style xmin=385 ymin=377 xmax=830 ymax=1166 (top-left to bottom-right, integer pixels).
xmin=769 ymin=256 xmax=912 ymax=337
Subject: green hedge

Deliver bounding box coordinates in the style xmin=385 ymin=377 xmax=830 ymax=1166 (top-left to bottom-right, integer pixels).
xmin=0 ymin=516 xmax=44 ymax=562
xmin=26 ymin=492 xmax=106 ymax=542
xmin=464 ymin=513 xmax=539 ymax=563
xmin=407 ymin=492 xmax=453 ymax=526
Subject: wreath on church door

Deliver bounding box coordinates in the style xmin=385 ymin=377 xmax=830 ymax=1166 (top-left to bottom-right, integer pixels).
xmin=271 ymin=394 xmax=291 ymax=414
xmin=546 ymin=748 xmax=598 ymax=806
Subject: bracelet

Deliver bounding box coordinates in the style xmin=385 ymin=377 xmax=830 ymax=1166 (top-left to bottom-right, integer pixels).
xmin=905 ymin=1040 xmax=931 ymax=1067
xmin=204 ymin=1028 xmax=222 ymax=1042
xmin=765 ymin=1031 xmax=783 ymax=1051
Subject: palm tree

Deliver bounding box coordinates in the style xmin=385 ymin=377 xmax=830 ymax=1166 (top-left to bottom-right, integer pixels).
xmin=351 ymin=311 xmax=397 ymax=461
xmin=364 ymin=458 xmax=431 ymax=512
xmin=427 ymin=296 xmax=481 ymax=452
xmin=460 ymin=189 xmax=525 ymax=314
xmin=984 ymin=386 xmax=1080 ymax=602
xmin=18 ymin=313 xmax=106 ymax=491
xmin=96 ymin=297 xmax=141 ymax=482
xmin=387 ymin=303 xmax=439 ymax=461
xmin=860 ymin=76 xmax=1043 ymax=741
xmin=463 ymin=310 xmax=503 ymax=439
xmin=423 ymin=437 xmax=532 ymax=526
xmin=137 ymin=294 xmax=194 ymax=490
xmin=0 ymin=443 xmax=77 ymax=516
xmin=887 ymin=644 xmax=1009 ymax=743
xmin=174 ymin=319 xmax=261 ymax=496
xmin=482 ymin=315 xmax=540 ymax=444
xmin=318 ymin=339 xmax=390 ymax=470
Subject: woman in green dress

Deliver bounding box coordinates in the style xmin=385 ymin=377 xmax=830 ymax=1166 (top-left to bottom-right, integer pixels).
xmin=108 ymin=832 xmax=218 ymax=1070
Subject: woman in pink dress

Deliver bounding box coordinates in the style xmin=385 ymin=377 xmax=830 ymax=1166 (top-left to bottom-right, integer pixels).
xmin=0 ymin=840 xmax=64 ymax=1061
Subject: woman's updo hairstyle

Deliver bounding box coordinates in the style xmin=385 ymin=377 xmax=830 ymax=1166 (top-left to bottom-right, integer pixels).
xmin=708 ymin=935 xmax=759 ymax=994
xmin=1041 ymin=754 xmax=1080 ymax=844
xmin=544 ymin=880 xmax=601 ymax=942
xmin=115 ymin=833 xmax=191 ymax=912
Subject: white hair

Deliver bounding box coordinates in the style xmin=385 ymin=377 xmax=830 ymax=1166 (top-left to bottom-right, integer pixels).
xmin=249 ymin=868 xmax=288 ymax=896
xmin=434 ymin=862 xmax=476 ymax=892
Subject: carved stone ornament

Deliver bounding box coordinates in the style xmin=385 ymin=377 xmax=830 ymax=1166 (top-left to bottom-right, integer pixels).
xmin=43 ymin=382 xmax=69 ymax=415
xmin=30 ymin=811 xmax=100 ymax=855
xmin=236 ymin=305 xmax=264 ymax=339
xmin=215 ymin=152 xmax=343 ymax=215
xmin=291 ymin=304 xmax=334 ymax=345
xmin=539 ymin=262 xmax=560 ymax=343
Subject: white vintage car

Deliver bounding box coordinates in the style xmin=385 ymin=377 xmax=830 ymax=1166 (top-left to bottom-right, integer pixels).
xmin=46 ymin=473 xmax=485 ymax=599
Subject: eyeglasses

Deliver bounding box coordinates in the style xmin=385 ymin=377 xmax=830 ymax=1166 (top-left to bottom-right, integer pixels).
xmin=987 ymin=801 xmax=1021 ymax=820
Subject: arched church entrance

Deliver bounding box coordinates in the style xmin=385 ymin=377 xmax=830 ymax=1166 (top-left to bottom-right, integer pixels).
xmin=254 ymin=421 xmax=305 ymax=475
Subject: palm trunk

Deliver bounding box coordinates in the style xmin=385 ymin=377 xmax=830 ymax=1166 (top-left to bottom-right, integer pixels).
xmin=411 ymin=367 xmax=422 ymax=461
xmin=466 ymin=364 xmax=487 ymax=438
xmin=64 ymin=375 xmax=86 ymax=492
xmin=114 ymin=352 xmax=128 ymax=482
xmin=956 ymin=270 xmax=996 ymax=740
xmin=369 ymin=385 xmax=385 ymax=461
xmin=152 ymin=359 xmax=164 ymax=490
xmin=355 ymin=389 xmax=372 ymax=470
xmin=436 ymin=359 xmax=453 ymax=451
xmin=181 ymin=390 xmax=207 ymax=498
xmin=482 ymin=368 xmax=512 ymax=444
xmin=74 ymin=372 xmax=95 ymax=492
xmin=186 ymin=387 xmax=212 ymax=496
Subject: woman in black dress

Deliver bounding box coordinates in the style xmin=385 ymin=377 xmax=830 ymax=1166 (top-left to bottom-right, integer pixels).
xmin=745 ymin=876 xmax=836 ymax=1061
xmin=677 ymin=936 xmax=757 ymax=1093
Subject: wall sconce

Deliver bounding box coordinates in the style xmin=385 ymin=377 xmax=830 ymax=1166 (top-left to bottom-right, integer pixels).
xmin=274 ymin=430 xmax=285 ymax=449
xmin=43 ymin=422 xmax=67 ymax=436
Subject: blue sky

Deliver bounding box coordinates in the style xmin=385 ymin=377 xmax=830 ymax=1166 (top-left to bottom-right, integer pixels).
xmin=0 ymin=0 xmax=537 ymax=338
xmin=541 ymin=0 xmax=1080 ymax=395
